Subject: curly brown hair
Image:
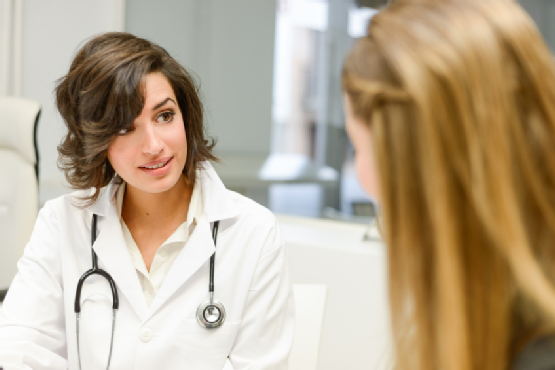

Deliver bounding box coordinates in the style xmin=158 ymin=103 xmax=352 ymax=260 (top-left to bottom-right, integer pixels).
xmin=56 ymin=32 xmax=217 ymax=206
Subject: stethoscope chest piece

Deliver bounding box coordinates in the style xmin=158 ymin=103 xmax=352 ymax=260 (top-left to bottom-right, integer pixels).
xmin=196 ymin=295 xmax=226 ymax=329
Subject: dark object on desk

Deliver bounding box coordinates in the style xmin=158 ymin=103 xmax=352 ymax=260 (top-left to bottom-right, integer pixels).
xmin=352 ymin=201 xmax=377 ymax=218
xmin=356 ymin=0 xmax=389 ymax=8
xmin=513 ymin=335 xmax=555 ymax=370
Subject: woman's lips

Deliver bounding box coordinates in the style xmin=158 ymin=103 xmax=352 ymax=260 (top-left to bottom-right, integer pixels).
xmin=140 ymin=156 xmax=172 ymax=169
xmin=139 ymin=157 xmax=173 ymax=176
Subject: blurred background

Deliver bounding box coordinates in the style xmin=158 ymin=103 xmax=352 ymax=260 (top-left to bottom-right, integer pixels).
xmin=1 ymin=0 xmax=553 ymax=221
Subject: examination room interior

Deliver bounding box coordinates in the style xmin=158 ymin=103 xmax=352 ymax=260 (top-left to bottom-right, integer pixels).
xmin=1 ymin=1 xmax=554 ymax=369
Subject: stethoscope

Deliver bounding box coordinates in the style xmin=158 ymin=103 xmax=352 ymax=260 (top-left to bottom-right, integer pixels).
xmin=74 ymin=214 xmax=225 ymax=369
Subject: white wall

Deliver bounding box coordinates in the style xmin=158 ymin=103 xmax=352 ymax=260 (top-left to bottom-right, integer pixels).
xmin=0 ymin=0 xmax=9 ymax=95
xmin=126 ymin=0 xmax=276 ymax=156
xmin=125 ymin=0 xmax=199 ymax=69
xmin=9 ymin=0 xmax=125 ymax=205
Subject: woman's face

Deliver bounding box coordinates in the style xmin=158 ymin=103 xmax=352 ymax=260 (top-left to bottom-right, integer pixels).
xmin=107 ymin=72 xmax=187 ymax=195
xmin=343 ymin=94 xmax=380 ymax=200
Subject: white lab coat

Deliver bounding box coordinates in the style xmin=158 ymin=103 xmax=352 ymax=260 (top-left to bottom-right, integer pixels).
xmin=0 ymin=162 xmax=295 ymax=370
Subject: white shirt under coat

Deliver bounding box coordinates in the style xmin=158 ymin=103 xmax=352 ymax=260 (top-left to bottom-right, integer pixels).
xmin=0 ymin=162 xmax=295 ymax=370
xmin=117 ymin=177 xmax=203 ymax=308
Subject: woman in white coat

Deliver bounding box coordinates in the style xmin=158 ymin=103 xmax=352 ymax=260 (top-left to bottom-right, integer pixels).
xmin=0 ymin=32 xmax=295 ymax=370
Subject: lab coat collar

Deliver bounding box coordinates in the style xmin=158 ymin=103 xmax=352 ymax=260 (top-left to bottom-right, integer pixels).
xmin=86 ymin=176 xmax=123 ymax=218
xmin=88 ymin=162 xmax=240 ymax=222
xmin=83 ymin=161 xmax=240 ymax=321
xmin=199 ymin=161 xmax=241 ymax=222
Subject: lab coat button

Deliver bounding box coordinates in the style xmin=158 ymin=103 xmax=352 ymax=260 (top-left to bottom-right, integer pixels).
xmin=139 ymin=328 xmax=153 ymax=342
xmin=160 ymin=250 xmax=168 ymax=258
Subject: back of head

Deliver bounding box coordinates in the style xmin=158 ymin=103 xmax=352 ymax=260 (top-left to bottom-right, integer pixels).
xmin=343 ymin=1 xmax=555 ymax=369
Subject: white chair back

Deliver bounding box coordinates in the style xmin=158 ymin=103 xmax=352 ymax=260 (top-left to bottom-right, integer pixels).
xmin=0 ymin=96 xmax=41 ymax=299
xmin=289 ymin=284 xmax=328 ymax=370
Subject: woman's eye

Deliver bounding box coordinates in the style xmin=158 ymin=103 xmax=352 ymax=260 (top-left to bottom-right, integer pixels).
xmin=157 ymin=111 xmax=175 ymax=123
xmin=117 ymin=125 xmax=136 ymax=135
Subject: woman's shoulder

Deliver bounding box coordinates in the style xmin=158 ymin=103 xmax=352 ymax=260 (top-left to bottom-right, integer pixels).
xmin=223 ymin=190 xmax=283 ymax=247
xmin=225 ymin=189 xmax=278 ymax=225
xmin=513 ymin=334 xmax=555 ymax=370
xmin=42 ymin=180 xmax=118 ymax=215
xmin=42 ymin=187 xmax=95 ymax=213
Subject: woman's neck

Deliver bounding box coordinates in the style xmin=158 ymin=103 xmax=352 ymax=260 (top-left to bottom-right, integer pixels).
xmin=121 ymin=175 xmax=193 ymax=230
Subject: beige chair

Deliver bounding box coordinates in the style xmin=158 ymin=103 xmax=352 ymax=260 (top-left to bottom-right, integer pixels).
xmin=0 ymin=96 xmax=41 ymax=301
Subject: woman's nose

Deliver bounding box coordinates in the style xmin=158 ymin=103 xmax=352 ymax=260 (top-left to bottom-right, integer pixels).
xmin=142 ymin=124 xmax=164 ymax=155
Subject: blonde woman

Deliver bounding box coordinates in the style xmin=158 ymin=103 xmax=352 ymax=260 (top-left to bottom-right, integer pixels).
xmin=343 ymin=1 xmax=555 ymax=369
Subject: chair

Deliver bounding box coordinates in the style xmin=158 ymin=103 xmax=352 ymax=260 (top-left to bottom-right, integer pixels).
xmin=288 ymin=284 xmax=328 ymax=370
xmin=0 ymin=96 xmax=41 ymax=301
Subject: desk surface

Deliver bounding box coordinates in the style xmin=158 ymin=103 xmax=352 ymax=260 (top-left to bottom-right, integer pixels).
xmin=277 ymin=214 xmax=382 ymax=253
xmin=213 ymin=153 xmax=339 ymax=187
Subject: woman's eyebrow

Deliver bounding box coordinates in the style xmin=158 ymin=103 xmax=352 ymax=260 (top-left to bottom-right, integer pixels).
xmin=153 ymin=97 xmax=176 ymax=110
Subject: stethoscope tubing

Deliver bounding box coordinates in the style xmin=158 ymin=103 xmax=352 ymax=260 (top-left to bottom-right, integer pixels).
xmin=74 ymin=214 xmax=120 ymax=313
xmin=196 ymin=220 xmax=226 ymax=329
xmin=75 ymin=214 xmax=118 ymax=370
xmin=74 ymin=269 xmax=119 ymax=312
xmin=209 ymin=221 xmax=219 ymax=294
xmin=74 ymin=214 xmax=224 ymax=369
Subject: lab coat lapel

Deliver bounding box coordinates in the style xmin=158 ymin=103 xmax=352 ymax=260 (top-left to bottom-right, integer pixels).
xmin=88 ymin=181 xmax=149 ymax=320
xmin=147 ymin=162 xmax=241 ymax=316
xmin=148 ymin=215 xmax=215 ymax=316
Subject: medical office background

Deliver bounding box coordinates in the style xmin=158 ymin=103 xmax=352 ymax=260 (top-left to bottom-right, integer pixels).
xmin=1 ymin=1 xmax=554 ymax=369
xmin=2 ymin=0 xmax=555 ymax=219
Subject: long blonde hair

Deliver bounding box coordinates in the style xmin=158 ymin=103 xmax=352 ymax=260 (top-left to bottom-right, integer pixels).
xmin=343 ymin=1 xmax=555 ymax=369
